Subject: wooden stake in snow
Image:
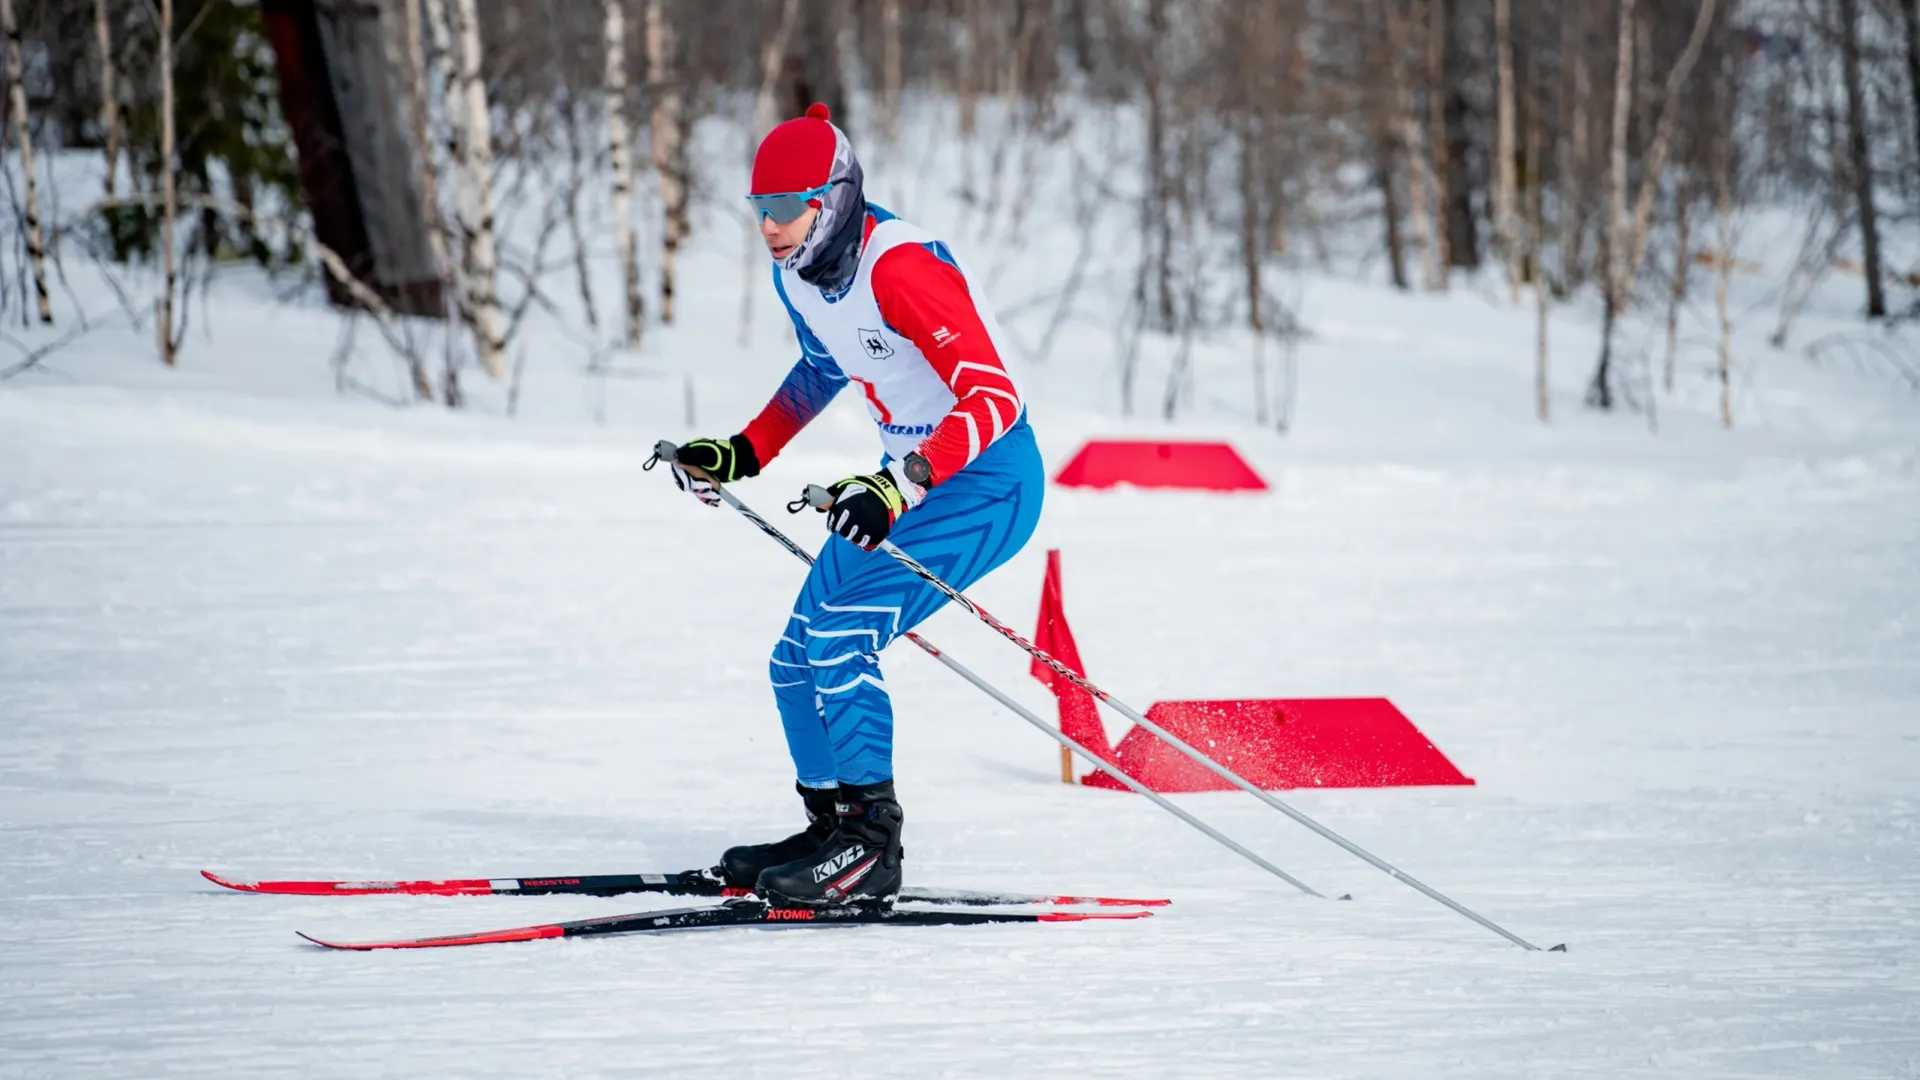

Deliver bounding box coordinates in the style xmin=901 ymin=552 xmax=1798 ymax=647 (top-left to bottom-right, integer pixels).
xmin=94 ymin=0 xmax=120 ymax=199
xmin=605 ymin=0 xmax=643 ymax=350
xmin=647 ymin=0 xmax=686 ymax=325
xmin=446 ymin=0 xmax=506 ymax=380
xmin=2 ymin=0 xmax=51 ymax=324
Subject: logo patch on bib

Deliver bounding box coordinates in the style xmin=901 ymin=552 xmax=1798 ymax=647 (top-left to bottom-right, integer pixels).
xmin=858 ymin=328 xmax=895 ymax=360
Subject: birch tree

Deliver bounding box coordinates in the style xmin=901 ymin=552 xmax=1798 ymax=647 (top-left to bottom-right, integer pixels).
xmin=646 ymin=0 xmax=687 ymax=324
xmin=2 ymin=0 xmax=51 ymax=324
xmin=397 ymin=0 xmax=448 ymax=287
xmin=603 ymin=0 xmax=642 ymax=350
xmin=94 ymin=0 xmax=120 ymax=199
xmin=1590 ymin=0 xmax=1637 ymax=410
xmin=1591 ymin=0 xmax=1719 ymax=409
xmin=446 ymin=0 xmax=506 ymax=379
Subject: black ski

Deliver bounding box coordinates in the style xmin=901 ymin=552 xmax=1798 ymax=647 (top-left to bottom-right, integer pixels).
xmin=297 ymin=897 xmax=1153 ymax=951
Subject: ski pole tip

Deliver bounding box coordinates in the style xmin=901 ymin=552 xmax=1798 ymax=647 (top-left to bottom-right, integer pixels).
xmin=1549 ymin=943 xmax=1568 ymax=952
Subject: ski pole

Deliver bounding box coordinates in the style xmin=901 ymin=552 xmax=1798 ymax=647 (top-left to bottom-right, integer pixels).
xmin=790 ymin=480 xmax=1555 ymax=953
xmin=643 ymin=442 xmax=1325 ymax=897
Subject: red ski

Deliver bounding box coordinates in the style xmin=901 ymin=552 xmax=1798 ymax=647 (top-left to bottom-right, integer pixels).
xmin=298 ymin=897 xmax=1153 ymax=951
xmin=203 ymin=869 xmax=1168 ymax=908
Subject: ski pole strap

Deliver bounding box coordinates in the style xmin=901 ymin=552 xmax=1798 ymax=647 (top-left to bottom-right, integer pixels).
xmin=645 ymin=439 xmax=680 ymax=470
xmin=787 ymin=484 xmax=835 ymax=514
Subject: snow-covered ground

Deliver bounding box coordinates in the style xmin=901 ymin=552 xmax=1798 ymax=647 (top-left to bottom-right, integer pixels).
xmin=3 ymin=110 xmax=1918 ymax=1075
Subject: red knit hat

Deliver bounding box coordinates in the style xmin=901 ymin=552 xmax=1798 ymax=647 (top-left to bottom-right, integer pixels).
xmin=751 ymin=103 xmax=841 ymax=195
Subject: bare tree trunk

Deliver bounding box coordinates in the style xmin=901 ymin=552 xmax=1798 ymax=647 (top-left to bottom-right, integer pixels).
xmin=1622 ymin=0 xmax=1718 ymax=289
xmin=446 ymin=0 xmax=505 ymax=379
xmin=1388 ymin=0 xmax=1438 ymax=289
xmin=400 ymin=0 xmax=447 ymax=287
xmin=1494 ymin=0 xmax=1519 ymax=299
xmin=1241 ymin=112 xmax=1268 ymax=425
xmin=1143 ymin=0 xmax=1175 ymax=331
xmin=1663 ymin=183 xmax=1693 ymax=393
xmin=647 ymin=0 xmax=686 ymax=325
xmin=1560 ymin=1 xmax=1589 ymax=290
xmin=1836 ymin=0 xmax=1887 ymax=318
xmin=605 ymin=0 xmax=642 ymax=349
xmin=1589 ymin=0 xmax=1635 ymax=409
xmin=739 ymin=0 xmax=800 ymax=348
xmin=2 ymin=0 xmax=51 ymax=324
xmin=1591 ymin=0 xmax=1718 ymax=411
xmin=880 ymin=0 xmax=901 ymax=144
xmin=382 ymin=0 xmax=437 ymax=400
xmin=1425 ymin=0 xmax=1451 ymax=285
xmin=1902 ymin=0 xmax=1920 ymax=186
xmin=1714 ymin=138 xmax=1734 ymax=428
xmin=561 ymin=98 xmax=601 ymax=337
xmin=1528 ymin=77 xmax=1549 ymax=422
xmin=421 ymin=0 xmax=470 ymax=402
xmin=158 ymin=0 xmax=177 ymax=362
xmin=94 ymin=0 xmax=120 ymax=199
xmin=1377 ymin=135 xmax=1409 ymax=290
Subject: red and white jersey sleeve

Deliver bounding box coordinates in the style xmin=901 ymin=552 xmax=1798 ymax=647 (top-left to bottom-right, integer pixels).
xmin=869 ymin=245 xmax=1023 ymax=483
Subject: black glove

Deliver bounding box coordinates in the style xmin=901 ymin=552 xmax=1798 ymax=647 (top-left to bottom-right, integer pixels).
xmin=818 ymin=459 xmax=925 ymax=550
xmin=671 ymin=435 xmax=760 ymax=506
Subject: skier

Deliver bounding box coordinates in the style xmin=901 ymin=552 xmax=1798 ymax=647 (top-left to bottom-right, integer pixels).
xmin=666 ymin=104 xmax=1042 ymax=908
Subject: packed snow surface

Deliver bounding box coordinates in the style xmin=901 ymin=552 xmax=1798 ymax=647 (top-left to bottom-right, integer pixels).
xmin=4 ymin=136 xmax=1919 ymax=1076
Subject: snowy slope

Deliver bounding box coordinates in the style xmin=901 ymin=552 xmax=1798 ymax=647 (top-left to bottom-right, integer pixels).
xmin=3 ymin=114 xmax=1919 ymax=1075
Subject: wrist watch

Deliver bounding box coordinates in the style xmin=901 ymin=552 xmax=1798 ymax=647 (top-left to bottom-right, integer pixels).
xmin=902 ymin=452 xmax=933 ymax=486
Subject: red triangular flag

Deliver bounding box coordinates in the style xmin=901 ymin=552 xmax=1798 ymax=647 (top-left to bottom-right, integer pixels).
xmin=1033 ymin=550 xmax=1114 ymax=762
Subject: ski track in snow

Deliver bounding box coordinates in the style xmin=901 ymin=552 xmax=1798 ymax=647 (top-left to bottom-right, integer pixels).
xmin=3 ymin=379 xmax=1916 ymax=1078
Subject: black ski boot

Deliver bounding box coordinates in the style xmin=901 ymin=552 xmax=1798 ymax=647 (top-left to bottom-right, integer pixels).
xmin=716 ymin=782 xmax=841 ymax=889
xmin=755 ymin=780 xmax=904 ymax=908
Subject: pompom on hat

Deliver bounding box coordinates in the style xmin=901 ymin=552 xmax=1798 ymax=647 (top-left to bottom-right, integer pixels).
xmin=750 ymin=103 xmax=867 ymax=289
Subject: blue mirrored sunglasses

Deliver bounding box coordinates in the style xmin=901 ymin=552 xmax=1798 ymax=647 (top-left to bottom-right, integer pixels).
xmin=747 ymin=182 xmax=833 ymax=224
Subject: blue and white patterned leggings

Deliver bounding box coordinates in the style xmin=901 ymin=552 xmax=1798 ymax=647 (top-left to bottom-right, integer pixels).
xmin=770 ymin=420 xmax=1044 ymax=787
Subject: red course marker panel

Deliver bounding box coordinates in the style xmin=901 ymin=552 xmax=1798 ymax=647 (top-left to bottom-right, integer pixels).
xmin=1080 ymin=698 xmax=1475 ymax=792
xmin=1051 ymin=440 xmax=1268 ymax=491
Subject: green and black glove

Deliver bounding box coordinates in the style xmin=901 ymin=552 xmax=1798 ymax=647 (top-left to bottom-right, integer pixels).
xmin=671 ymin=435 xmax=760 ymax=506
xmin=817 ymin=456 xmax=927 ymax=549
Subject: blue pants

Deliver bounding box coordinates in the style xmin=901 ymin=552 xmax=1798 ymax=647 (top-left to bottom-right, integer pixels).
xmin=770 ymin=420 xmax=1045 ymax=786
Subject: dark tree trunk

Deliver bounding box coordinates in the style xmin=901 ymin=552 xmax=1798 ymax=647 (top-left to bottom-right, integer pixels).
xmin=782 ymin=0 xmax=847 ymax=126
xmin=1442 ymin=0 xmax=1480 ymax=269
xmin=1378 ymin=136 xmax=1409 ymax=290
xmin=1836 ymin=0 xmax=1886 ymax=318
xmin=1900 ymin=0 xmax=1920 ymax=208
